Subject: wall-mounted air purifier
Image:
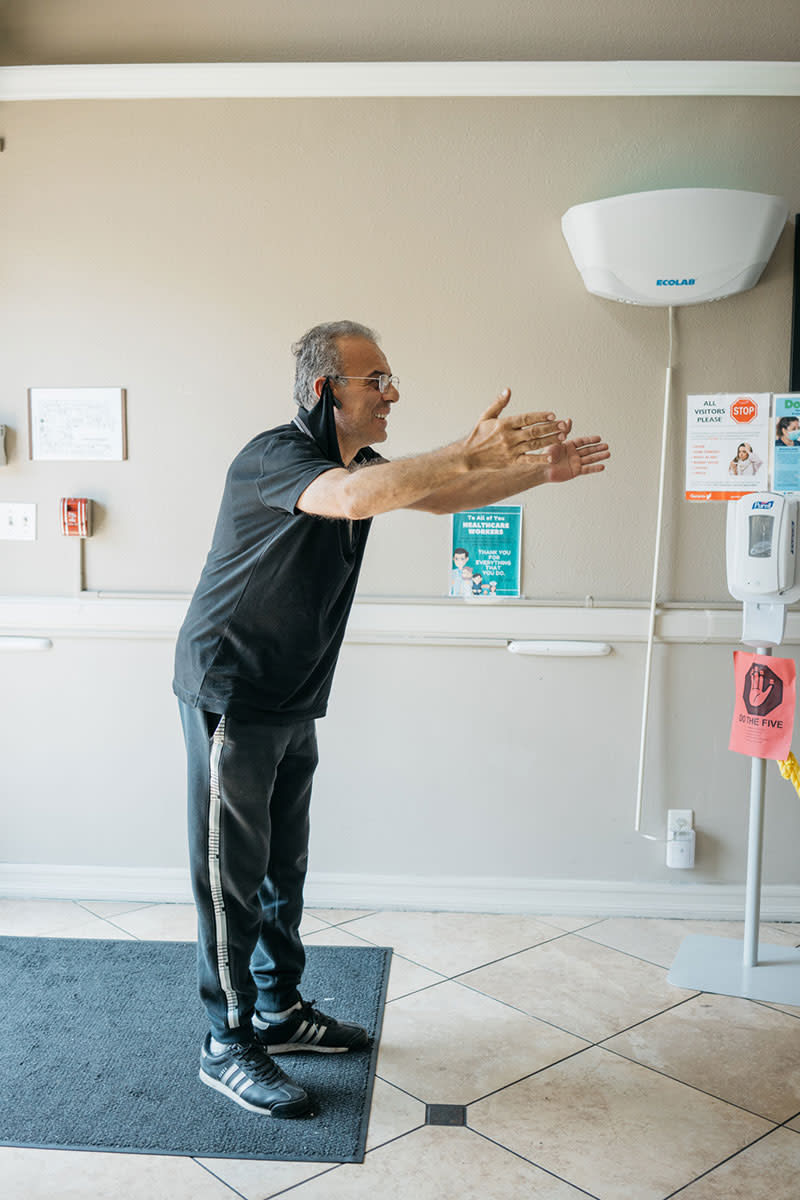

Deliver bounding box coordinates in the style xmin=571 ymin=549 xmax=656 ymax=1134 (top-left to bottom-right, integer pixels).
xmin=561 ymin=187 xmax=787 ymax=306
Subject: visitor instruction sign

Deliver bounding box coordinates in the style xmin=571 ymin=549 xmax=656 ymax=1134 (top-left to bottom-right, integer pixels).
xmin=449 ymin=506 xmax=522 ymax=598
xmin=685 ymin=393 xmax=769 ymax=501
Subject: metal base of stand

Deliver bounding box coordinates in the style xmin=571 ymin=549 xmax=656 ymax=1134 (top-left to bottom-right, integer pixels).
xmin=669 ymin=643 xmax=800 ymax=1008
xmin=668 ymin=934 xmax=800 ymax=1005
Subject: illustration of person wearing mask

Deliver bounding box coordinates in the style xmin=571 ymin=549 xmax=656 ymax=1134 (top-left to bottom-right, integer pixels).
xmin=775 ymin=417 xmax=800 ymax=447
xmin=728 ymin=442 xmax=763 ymax=476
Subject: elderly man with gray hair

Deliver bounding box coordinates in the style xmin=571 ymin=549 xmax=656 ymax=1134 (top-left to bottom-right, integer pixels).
xmin=173 ymin=320 xmax=609 ymax=1119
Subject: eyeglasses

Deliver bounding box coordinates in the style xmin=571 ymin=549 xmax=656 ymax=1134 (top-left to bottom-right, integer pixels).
xmin=333 ymin=374 xmax=399 ymax=394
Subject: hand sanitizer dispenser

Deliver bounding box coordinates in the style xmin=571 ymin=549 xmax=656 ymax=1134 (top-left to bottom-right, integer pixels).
xmin=726 ymin=492 xmax=800 ymax=646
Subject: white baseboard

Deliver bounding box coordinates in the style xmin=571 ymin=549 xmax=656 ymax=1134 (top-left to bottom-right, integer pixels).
xmin=1 ymin=863 xmax=799 ymax=921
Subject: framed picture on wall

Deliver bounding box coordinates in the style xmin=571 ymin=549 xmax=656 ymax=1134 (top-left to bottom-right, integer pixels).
xmin=28 ymin=387 xmax=128 ymax=461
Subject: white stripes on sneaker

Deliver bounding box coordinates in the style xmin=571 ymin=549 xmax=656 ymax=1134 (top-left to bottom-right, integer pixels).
xmin=200 ymin=1067 xmax=276 ymax=1115
xmin=220 ymin=1064 xmax=250 ymax=1093
xmin=287 ymin=1018 xmax=329 ymax=1046
xmin=253 ymin=1007 xmax=329 ymax=1046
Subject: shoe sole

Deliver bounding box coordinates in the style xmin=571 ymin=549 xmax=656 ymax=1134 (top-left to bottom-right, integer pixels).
xmin=265 ymin=1042 xmax=350 ymax=1054
xmin=198 ymin=1069 xmax=311 ymax=1118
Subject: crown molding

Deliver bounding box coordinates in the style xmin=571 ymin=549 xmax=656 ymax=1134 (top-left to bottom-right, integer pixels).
xmin=1 ymin=60 xmax=800 ymax=101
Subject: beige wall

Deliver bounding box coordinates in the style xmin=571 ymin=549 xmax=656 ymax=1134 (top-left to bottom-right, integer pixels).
xmin=2 ymin=0 xmax=799 ymax=65
xmin=1 ymin=80 xmax=800 ymax=902
xmin=2 ymin=95 xmax=796 ymax=600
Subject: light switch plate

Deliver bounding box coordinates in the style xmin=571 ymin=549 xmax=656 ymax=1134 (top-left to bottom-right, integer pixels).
xmin=0 ymin=502 xmax=37 ymax=540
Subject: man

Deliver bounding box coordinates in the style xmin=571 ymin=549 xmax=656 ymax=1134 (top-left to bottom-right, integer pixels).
xmin=450 ymin=548 xmax=470 ymax=595
xmin=173 ymin=320 xmax=609 ymax=1119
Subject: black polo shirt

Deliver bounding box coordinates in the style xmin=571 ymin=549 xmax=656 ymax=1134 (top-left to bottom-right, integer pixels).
xmin=173 ymin=400 xmax=378 ymax=723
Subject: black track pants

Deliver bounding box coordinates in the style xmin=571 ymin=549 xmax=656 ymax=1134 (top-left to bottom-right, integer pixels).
xmin=179 ymin=701 xmax=318 ymax=1044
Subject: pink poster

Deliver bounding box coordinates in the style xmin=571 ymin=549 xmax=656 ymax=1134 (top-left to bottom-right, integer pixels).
xmin=729 ymin=652 xmax=796 ymax=760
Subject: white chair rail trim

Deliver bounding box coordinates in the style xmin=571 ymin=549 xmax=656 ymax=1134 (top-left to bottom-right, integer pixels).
xmin=2 ymin=61 xmax=800 ymax=101
xmin=0 ymin=593 xmax=781 ymax=646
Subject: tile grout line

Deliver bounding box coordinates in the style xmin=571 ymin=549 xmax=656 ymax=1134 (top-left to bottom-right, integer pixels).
xmin=373 ymin=1072 xmax=430 ymax=1107
xmin=596 ymin=1040 xmax=786 ymax=1125
xmin=466 ymin=1124 xmax=602 ymax=1200
xmin=441 ymin=981 xmax=788 ymax=1125
xmin=305 ymin=911 xmax=380 ymax=928
xmin=592 ymin=991 xmax=800 ymax=1123
xmin=449 ymin=959 xmax=699 ymax=1046
xmin=258 ymin=1162 xmax=345 ymax=1199
xmin=373 ymin=928 xmax=601 ymax=1011
xmin=191 ymin=1157 xmax=251 ymax=1199
xmin=74 ymin=899 xmax=150 ymax=940
xmin=749 ymin=996 xmax=800 ymax=1021
xmin=312 ymin=919 xmax=608 ymax=986
xmin=359 ymin=1121 xmax=427 ymax=1159
xmin=450 ymin=972 xmax=598 ymax=1041
xmin=660 ymin=1122 xmax=790 ymax=1199
xmin=462 ymin=1043 xmax=598 ymax=1108
xmin=592 ymin=991 xmax=701 ymax=1043
xmin=573 ymin=925 xmax=800 ymax=974
xmin=447 ymin=927 xmax=590 ymax=978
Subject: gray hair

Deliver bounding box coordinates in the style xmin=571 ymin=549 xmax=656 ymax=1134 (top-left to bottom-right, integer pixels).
xmin=291 ymin=320 xmax=379 ymax=410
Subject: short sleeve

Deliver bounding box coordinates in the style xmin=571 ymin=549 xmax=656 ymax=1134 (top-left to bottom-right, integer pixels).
xmin=254 ymin=428 xmax=341 ymax=514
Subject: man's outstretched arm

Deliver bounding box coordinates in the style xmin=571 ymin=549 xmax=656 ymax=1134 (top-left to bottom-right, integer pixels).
xmin=296 ymin=390 xmax=582 ymax=521
xmin=406 ymin=431 xmax=610 ymax=514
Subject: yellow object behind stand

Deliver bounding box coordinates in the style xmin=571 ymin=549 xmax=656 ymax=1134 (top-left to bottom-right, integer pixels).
xmin=777 ymin=751 xmax=800 ymax=795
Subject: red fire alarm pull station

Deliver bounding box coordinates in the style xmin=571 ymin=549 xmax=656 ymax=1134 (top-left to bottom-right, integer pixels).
xmin=60 ymin=498 xmax=92 ymax=537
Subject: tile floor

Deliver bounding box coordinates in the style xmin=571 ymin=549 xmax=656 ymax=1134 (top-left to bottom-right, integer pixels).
xmin=1 ymin=899 xmax=799 ymax=1199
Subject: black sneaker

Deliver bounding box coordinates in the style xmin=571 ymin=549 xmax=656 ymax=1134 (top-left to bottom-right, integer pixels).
xmin=199 ymin=1035 xmax=311 ymax=1117
xmin=253 ymin=999 xmax=370 ymax=1054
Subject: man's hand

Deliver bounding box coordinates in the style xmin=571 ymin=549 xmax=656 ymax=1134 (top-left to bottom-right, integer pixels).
xmin=462 ymin=389 xmax=569 ymax=471
xmin=544 ymin=435 xmax=610 ymax=484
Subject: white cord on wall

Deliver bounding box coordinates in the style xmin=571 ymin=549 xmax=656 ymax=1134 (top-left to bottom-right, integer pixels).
xmin=634 ymin=305 xmax=676 ymax=838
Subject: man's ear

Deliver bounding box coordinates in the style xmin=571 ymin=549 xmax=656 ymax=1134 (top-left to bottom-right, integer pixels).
xmin=317 ymin=377 xmax=342 ymax=409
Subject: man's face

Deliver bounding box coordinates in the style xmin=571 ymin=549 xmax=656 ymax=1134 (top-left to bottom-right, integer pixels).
xmin=328 ymin=337 xmax=398 ymax=452
xmin=453 ymin=552 xmax=468 ymax=570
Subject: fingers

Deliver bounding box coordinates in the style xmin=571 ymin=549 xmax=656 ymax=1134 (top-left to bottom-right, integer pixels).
xmin=477 ymin=388 xmax=512 ymax=423
xmin=574 ymin=438 xmax=610 ymax=460
xmin=515 ymin=415 xmax=570 ymax=456
xmin=469 ymin=392 xmax=609 ymax=474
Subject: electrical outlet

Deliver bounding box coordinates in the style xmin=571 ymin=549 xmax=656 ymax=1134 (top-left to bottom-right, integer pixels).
xmin=0 ymin=502 xmax=37 ymax=540
xmin=667 ymin=808 xmax=694 ymax=837
xmin=666 ymin=808 xmax=696 ymax=868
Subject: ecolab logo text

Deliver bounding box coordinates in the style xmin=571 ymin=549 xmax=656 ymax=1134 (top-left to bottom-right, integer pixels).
xmin=656 ymin=278 xmax=696 ymax=287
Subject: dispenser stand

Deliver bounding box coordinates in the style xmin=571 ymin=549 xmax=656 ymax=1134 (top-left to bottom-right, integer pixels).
xmin=668 ymin=646 xmax=800 ymax=1004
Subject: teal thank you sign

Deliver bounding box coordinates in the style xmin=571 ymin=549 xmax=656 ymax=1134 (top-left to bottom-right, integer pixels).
xmin=449 ymin=505 xmax=522 ymax=598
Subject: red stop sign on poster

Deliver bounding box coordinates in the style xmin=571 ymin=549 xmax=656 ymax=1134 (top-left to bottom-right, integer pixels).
xmin=731 ymin=396 xmax=758 ymax=423
xmin=729 ymin=652 xmax=796 ymax=759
